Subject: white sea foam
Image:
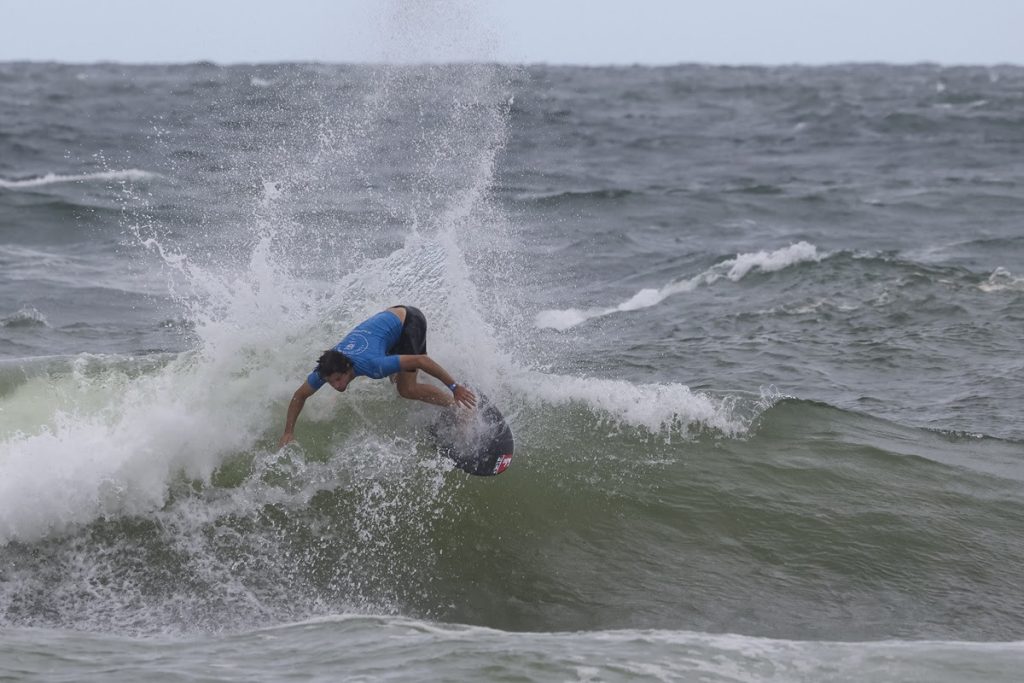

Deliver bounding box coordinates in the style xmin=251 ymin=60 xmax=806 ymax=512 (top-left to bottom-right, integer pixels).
xmin=512 ymin=370 xmax=745 ymax=437
xmin=0 ymin=207 xmax=343 ymax=542
xmin=536 ymin=241 xmax=824 ymax=331
xmin=0 ymin=169 xmax=159 ymax=189
xmin=979 ymin=267 xmax=1024 ymax=293
xmin=0 ymin=305 xmax=49 ymax=328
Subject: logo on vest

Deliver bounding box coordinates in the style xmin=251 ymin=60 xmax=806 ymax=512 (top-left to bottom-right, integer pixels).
xmin=341 ymin=332 xmax=369 ymax=355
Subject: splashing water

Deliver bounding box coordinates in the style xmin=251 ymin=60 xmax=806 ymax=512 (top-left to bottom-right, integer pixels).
xmin=0 ymin=54 xmax=753 ymax=633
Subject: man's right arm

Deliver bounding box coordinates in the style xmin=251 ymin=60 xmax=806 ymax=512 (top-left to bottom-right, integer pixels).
xmin=279 ymin=381 xmax=317 ymax=448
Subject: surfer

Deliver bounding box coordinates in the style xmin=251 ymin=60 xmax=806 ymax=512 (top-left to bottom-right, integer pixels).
xmin=278 ymin=305 xmax=476 ymax=448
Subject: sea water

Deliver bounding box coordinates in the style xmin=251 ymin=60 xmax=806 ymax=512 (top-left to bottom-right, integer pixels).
xmin=2 ymin=56 xmax=1024 ymax=682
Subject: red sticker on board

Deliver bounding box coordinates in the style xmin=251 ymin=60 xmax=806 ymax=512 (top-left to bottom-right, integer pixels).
xmin=493 ymin=454 xmax=513 ymax=475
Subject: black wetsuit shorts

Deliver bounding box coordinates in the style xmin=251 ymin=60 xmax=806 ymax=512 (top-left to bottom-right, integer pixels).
xmin=387 ymin=305 xmax=428 ymax=357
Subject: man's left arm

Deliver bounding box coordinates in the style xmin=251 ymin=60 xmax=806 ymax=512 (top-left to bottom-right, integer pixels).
xmin=399 ymin=355 xmax=477 ymax=407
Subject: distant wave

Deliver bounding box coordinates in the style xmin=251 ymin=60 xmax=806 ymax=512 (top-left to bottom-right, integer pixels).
xmin=0 ymin=306 xmax=49 ymax=329
xmin=979 ymin=267 xmax=1024 ymax=293
xmin=519 ymin=188 xmax=636 ymax=205
xmin=536 ymin=241 xmax=824 ymax=331
xmin=0 ymin=169 xmax=159 ymax=189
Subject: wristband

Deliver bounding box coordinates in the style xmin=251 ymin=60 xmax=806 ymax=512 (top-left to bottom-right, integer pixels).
xmin=448 ymin=382 xmax=458 ymax=393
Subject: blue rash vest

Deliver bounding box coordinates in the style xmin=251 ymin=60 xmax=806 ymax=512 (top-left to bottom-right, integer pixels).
xmin=306 ymin=310 xmax=404 ymax=391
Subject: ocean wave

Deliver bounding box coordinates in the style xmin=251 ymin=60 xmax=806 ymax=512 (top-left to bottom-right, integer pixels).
xmin=0 ymin=306 xmax=49 ymax=329
xmin=5 ymin=615 xmax=1021 ymax=683
xmin=0 ymin=352 xmax=747 ymax=547
xmin=511 ymin=370 xmax=752 ymax=437
xmin=185 ymin=618 xmax=1024 ymax=683
xmin=518 ymin=187 xmax=637 ymax=205
xmin=979 ymin=267 xmax=1024 ymax=293
xmin=0 ymin=245 xmax=168 ymax=296
xmin=536 ymin=241 xmax=823 ymax=330
xmin=0 ymin=169 xmax=159 ymax=190
xmin=2 ymin=376 xmax=1021 ymax=636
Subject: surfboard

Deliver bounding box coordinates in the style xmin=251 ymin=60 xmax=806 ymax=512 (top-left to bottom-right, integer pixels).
xmin=432 ymin=392 xmax=514 ymax=476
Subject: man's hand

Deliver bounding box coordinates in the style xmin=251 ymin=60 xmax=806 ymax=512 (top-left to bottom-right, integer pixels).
xmin=278 ymin=433 xmax=295 ymax=449
xmin=453 ymin=384 xmax=477 ymax=408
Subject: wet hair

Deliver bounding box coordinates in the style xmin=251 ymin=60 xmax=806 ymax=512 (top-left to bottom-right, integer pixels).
xmin=315 ymin=349 xmax=353 ymax=378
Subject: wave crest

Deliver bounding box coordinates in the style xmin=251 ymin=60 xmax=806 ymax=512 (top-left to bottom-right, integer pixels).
xmin=0 ymin=169 xmax=159 ymax=189
xmin=536 ymin=241 xmax=823 ymax=330
xmin=979 ymin=267 xmax=1024 ymax=293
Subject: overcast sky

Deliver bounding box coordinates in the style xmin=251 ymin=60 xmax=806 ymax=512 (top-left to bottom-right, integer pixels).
xmin=2 ymin=0 xmax=1022 ymax=66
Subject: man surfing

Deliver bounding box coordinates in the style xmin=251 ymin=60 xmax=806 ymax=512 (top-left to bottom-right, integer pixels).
xmin=278 ymin=305 xmax=476 ymax=448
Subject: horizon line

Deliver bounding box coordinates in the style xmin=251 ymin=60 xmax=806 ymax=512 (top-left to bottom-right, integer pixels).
xmin=3 ymin=58 xmax=1023 ymax=69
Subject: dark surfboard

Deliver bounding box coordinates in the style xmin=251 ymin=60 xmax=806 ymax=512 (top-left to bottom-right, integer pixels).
xmin=432 ymin=393 xmax=514 ymax=476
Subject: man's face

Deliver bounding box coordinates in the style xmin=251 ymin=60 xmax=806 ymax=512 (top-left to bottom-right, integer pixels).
xmin=326 ymin=371 xmax=353 ymax=392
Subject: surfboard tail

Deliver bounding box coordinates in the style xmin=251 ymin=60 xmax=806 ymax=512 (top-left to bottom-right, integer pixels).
xmin=492 ymin=453 xmax=513 ymax=475
xmin=433 ymin=392 xmax=515 ymax=476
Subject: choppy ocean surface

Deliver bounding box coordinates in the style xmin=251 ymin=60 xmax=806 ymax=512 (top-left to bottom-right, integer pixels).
xmin=2 ymin=59 xmax=1024 ymax=681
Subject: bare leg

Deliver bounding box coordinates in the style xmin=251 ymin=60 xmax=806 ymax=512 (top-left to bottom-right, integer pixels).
xmin=396 ymin=369 xmax=453 ymax=407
